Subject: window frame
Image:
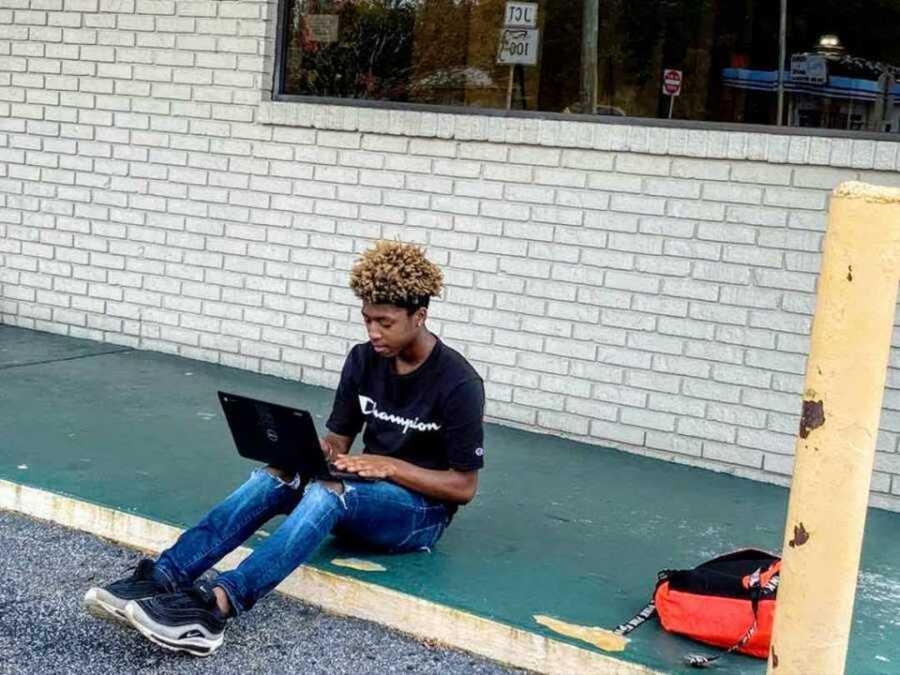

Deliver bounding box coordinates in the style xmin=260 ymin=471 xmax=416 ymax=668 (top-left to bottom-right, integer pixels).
xmin=269 ymin=0 xmax=900 ymax=143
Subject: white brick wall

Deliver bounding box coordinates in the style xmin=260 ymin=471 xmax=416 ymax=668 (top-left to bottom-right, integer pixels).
xmin=3 ymin=0 xmax=900 ymax=509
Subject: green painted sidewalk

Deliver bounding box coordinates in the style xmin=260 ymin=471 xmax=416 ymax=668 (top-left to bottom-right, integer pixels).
xmin=1 ymin=324 xmax=898 ymax=674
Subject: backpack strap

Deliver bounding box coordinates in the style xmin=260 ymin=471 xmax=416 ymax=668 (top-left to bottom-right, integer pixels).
xmin=683 ymin=614 xmax=760 ymax=668
xmin=612 ymin=570 xmax=670 ymax=636
xmin=613 ymin=600 xmax=657 ymax=636
xmin=743 ymin=559 xmax=781 ymax=593
xmin=683 ymin=564 xmax=778 ymax=668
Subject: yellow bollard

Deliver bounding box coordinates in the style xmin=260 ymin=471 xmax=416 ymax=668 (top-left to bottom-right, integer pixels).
xmin=768 ymin=182 xmax=900 ymax=674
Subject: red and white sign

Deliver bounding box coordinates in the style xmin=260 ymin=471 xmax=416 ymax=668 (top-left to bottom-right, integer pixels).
xmin=662 ymin=69 xmax=682 ymax=96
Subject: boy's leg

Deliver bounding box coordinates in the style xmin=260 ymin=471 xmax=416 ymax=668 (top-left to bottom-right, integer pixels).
xmin=211 ymin=479 xmax=450 ymax=615
xmin=152 ymin=468 xmax=302 ymax=591
xmin=333 ymin=479 xmax=449 ymax=554
xmin=212 ymin=480 xmax=349 ymax=615
xmin=124 ymin=479 xmax=449 ymax=656
xmin=124 ymin=480 xmax=349 ymax=656
xmin=83 ymin=468 xmax=300 ymax=626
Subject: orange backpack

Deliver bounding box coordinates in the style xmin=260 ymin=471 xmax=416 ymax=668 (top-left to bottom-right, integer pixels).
xmin=616 ymin=549 xmax=781 ymax=667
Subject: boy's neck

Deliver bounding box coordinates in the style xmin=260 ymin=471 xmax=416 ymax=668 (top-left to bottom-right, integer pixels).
xmin=394 ymin=329 xmax=437 ymax=375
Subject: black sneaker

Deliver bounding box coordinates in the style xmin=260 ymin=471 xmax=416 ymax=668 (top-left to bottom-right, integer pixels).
xmin=125 ymin=579 xmax=228 ymax=657
xmin=83 ymin=558 xmax=167 ymax=625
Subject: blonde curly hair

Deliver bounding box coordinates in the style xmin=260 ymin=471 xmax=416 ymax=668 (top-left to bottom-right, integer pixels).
xmin=349 ymin=240 xmax=443 ymax=310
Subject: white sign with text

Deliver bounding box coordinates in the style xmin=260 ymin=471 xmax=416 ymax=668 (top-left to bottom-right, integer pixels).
xmin=504 ymin=2 xmax=538 ymax=28
xmin=790 ymin=54 xmax=828 ymax=84
xmin=497 ymin=28 xmax=539 ymax=65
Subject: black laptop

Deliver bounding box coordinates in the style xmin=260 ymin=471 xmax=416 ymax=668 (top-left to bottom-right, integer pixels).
xmin=218 ymin=391 xmax=372 ymax=482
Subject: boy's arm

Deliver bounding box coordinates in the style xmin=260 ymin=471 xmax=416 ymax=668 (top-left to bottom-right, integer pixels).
xmin=323 ymin=347 xmax=364 ymax=457
xmin=332 ymin=454 xmax=478 ymax=504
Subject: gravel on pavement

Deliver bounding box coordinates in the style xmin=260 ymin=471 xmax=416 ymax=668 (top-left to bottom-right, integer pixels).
xmin=0 ymin=509 xmax=526 ymax=675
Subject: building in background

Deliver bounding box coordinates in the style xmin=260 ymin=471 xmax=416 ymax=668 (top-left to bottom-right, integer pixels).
xmin=3 ymin=0 xmax=900 ymax=508
xmin=723 ymin=36 xmax=900 ymax=133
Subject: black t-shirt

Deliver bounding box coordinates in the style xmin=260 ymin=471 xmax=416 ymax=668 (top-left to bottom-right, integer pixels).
xmin=326 ymin=337 xmax=485 ymax=477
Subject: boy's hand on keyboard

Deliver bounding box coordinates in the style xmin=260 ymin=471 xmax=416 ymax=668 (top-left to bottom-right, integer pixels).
xmin=332 ymin=454 xmax=398 ymax=480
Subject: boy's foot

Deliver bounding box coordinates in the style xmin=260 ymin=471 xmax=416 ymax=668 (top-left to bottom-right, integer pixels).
xmin=125 ymin=579 xmax=228 ymax=657
xmin=83 ymin=558 xmax=167 ymax=625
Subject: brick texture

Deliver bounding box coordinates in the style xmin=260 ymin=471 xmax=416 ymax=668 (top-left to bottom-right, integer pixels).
xmin=2 ymin=0 xmax=900 ymax=509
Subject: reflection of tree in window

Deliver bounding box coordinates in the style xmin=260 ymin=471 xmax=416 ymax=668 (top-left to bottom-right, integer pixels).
xmin=284 ymin=0 xmax=417 ymax=100
xmin=409 ymin=0 xmax=473 ymax=106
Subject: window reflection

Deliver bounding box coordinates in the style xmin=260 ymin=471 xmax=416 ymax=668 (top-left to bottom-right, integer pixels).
xmin=280 ymin=0 xmax=900 ymax=135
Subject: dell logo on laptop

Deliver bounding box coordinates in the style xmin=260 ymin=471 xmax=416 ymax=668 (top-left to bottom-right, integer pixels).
xmin=266 ymin=429 xmax=279 ymax=443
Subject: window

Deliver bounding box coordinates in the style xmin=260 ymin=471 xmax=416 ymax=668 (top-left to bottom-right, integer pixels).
xmin=275 ymin=0 xmax=900 ymax=136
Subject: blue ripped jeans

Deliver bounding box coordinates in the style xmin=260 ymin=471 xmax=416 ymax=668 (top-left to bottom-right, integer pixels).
xmin=152 ymin=469 xmax=449 ymax=615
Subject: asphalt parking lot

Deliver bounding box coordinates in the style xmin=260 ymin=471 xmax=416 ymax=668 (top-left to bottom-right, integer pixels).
xmin=0 ymin=509 xmax=524 ymax=675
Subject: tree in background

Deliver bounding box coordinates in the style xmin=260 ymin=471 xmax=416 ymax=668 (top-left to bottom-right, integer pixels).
xmin=285 ymin=0 xmax=417 ymax=100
